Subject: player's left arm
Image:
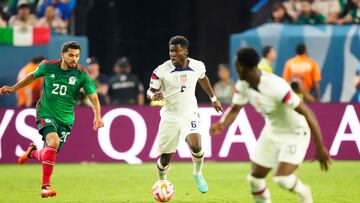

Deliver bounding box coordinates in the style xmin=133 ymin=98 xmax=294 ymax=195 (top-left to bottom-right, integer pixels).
xmin=295 ymin=102 xmax=332 ymax=171
xmin=198 ymin=76 xmax=223 ymax=113
xmin=87 ymin=93 xmax=104 ymax=131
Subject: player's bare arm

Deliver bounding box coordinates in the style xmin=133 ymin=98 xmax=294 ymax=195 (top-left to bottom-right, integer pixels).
xmin=295 ymin=102 xmax=332 ymax=171
xmin=198 ymin=76 xmax=223 ymax=113
xmin=210 ymin=104 xmax=243 ymax=136
xmin=88 ymin=93 xmax=104 ymax=131
xmin=0 ymin=72 xmax=36 ymax=95
xmin=147 ymin=87 xmax=163 ymax=101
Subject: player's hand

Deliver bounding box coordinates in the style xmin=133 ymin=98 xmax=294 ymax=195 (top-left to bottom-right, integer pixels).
xmin=93 ymin=116 xmax=104 ymax=131
xmin=312 ymin=146 xmax=332 ymax=171
xmin=212 ymin=100 xmax=223 ymax=113
xmin=0 ymin=86 xmax=15 ymax=95
xmin=209 ymin=122 xmax=224 ymax=136
xmin=152 ymin=92 xmax=164 ymax=101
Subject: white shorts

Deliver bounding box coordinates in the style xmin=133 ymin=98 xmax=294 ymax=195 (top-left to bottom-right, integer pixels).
xmin=250 ymin=128 xmax=311 ymax=168
xmin=156 ymin=114 xmax=201 ymax=155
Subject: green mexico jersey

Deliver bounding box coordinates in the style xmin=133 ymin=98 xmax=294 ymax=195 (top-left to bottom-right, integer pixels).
xmin=34 ymin=60 xmax=96 ymax=124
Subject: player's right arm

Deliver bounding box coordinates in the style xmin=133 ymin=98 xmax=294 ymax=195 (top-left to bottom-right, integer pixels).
xmin=210 ymin=104 xmax=243 ymax=136
xmin=210 ymin=80 xmax=247 ymax=135
xmin=0 ymin=72 xmax=36 ymax=95
xmin=147 ymin=67 xmax=164 ymax=101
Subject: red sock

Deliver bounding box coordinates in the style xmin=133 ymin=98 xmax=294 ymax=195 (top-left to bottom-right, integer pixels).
xmin=41 ymin=146 xmax=57 ymax=186
xmin=31 ymin=148 xmax=46 ymax=161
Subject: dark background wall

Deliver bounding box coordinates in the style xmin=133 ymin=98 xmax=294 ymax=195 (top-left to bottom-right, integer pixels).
xmin=74 ymin=0 xmax=256 ymax=102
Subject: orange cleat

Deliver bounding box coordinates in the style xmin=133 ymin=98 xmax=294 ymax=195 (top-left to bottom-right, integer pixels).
xmin=18 ymin=143 xmax=37 ymax=164
xmin=41 ymin=185 xmax=57 ymax=198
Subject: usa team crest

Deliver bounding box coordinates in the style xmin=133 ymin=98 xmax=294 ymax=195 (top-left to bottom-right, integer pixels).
xmin=69 ymin=76 xmax=76 ymax=85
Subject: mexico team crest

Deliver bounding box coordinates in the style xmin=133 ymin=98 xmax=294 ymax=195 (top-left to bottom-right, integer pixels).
xmin=69 ymin=76 xmax=76 ymax=85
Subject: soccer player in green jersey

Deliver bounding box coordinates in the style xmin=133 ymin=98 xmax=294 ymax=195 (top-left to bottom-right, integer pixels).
xmin=0 ymin=41 xmax=104 ymax=198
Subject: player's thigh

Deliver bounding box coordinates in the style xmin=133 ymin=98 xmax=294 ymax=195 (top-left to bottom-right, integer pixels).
xmin=277 ymin=131 xmax=311 ymax=167
xmin=56 ymin=124 xmax=73 ymax=152
xmin=36 ymin=117 xmax=60 ymax=145
xmin=250 ymin=161 xmax=272 ymax=178
xmin=180 ymin=116 xmax=202 ymax=142
xmin=156 ymin=119 xmax=180 ymax=154
xmin=275 ymin=162 xmax=299 ymax=176
xmin=250 ymin=133 xmax=278 ymax=169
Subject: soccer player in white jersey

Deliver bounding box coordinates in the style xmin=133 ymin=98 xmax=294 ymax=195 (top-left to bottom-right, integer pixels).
xmin=210 ymin=48 xmax=331 ymax=203
xmin=147 ymin=36 xmax=223 ymax=193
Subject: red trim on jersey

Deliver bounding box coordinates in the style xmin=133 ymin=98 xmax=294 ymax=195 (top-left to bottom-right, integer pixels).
xmin=252 ymin=187 xmax=267 ymax=196
xmin=151 ymin=73 xmax=159 ymax=80
xmin=36 ymin=118 xmax=45 ymax=127
xmin=42 ymin=60 xmax=61 ymax=65
xmin=282 ymin=91 xmax=291 ymax=104
xmin=35 ymin=98 xmax=43 ymax=119
xmin=77 ymin=65 xmax=91 ymax=77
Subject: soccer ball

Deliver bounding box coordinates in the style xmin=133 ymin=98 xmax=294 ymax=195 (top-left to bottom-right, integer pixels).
xmin=152 ymin=180 xmax=175 ymax=202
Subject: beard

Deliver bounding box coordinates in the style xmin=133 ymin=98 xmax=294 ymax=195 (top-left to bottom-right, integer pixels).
xmin=65 ymin=61 xmax=77 ymax=68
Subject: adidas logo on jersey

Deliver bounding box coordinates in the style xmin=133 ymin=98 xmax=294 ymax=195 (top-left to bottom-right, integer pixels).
xmin=50 ymin=74 xmax=55 ymax=78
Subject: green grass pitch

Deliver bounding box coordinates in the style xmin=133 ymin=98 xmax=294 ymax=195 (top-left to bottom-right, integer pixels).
xmin=0 ymin=161 xmax=359 ymax=203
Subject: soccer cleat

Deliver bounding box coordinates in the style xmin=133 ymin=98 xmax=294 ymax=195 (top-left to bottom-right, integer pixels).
xmin=41 ymin=185 xmax=57 ymax=198
xmin=193 ymin=174 xmax=208 ymax=193
xmin=18 ymin=143 xmax=37 ymax=164
xmin=299 ymin=185 xmax=313 ymax=203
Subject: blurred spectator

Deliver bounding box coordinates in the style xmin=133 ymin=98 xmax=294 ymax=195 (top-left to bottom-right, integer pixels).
xmin=87 ymin=58 xmax=109 ymax=105
xmin=5 ymin=0 xmax=39 ymax=16
xmin=213 ymin=64 xmax=235 ymax=104
xmin=283 ymin=43 xmax=321 ymax=102
xmin=337 ymin=0 xmax=360 ymax=24
xmin=258 ymin=46 xmax=277 ymax=73
xmin=311 ymin=0 xmax=340 ymax=23
xmin=37 ymin=0 xmax=73 ymax=24
xmin=16 ymin=55 xmax=46 ymax=107
xmin=0 ymin=14 xmax=6 ymax=27
xmin=108 ymin=57 xmax=145 ymax=105
xmin=353 ymin=66 xmax=360 ymax=102
xmin=8 ymin=3 xmax=37 ymax=27
xmin=295 ymin=1 xmax=326 ymax=24
xmin=37 ymin=5 xmax=67 ymax=34
xmin=269 ymin=3 xmax=292 ymax=23
xmin=283 ymin=0 xmax=303 ymax=21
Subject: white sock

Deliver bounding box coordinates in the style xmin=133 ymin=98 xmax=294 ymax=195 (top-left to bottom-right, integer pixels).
xmin=273 ymin=175 xmax=308 ymax=196
xmin=247 ymin=174 xmax=272 ymax=203
xmin=156 ymin=159 xmax=169 ymax=180
xmin=191 ymin=150 xmax=204 ymax=176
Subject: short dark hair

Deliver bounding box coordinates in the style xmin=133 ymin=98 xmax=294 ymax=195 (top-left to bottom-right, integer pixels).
xmin=296 ymin=43 xmax=306 ymax=55
xmin=262 ymin=46 xmax=273 ymax=57
xmin=31 ymin=55 xmax=46 ymax=64
xmin=169 ymin=35 xmax=189 ymax=48
xmin=61 ymin=41 xmax=81 ymax=53
xmin=236 ymin=47 xmax=260 ymax=70
xmin=115 ymin=57 xmax=131 ymax=68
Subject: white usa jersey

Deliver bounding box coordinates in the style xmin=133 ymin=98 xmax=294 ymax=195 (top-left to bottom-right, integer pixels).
xmin=233 ymin=71 xmax=309 ymax=134
xmin=150 ymin=58 xmax=206 ymax=119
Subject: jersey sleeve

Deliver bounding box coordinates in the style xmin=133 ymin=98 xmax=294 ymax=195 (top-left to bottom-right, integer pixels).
xmin=275 ymin=78 xmax=301 ymax=109
xmin=33 ymin=64 xmax=46 ymax=78
xmin=149 ymin=67 xmax=163 ymax=89
xmin=83 ymin=73 xmax=97 ymax=95
xmin=198 ymin=62 xmax=206 ymax=79
xmin=232 ymin=81 xmax=249 ymax=105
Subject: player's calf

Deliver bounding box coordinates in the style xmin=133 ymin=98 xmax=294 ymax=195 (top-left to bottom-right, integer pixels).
xmin=273 ymin=175 xmax=312 ymax=203
xmin=247 ymin=174 xmax=272 ymax=203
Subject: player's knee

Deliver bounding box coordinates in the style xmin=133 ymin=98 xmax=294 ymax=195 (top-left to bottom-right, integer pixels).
xmin=273 ymin=175 xmax=297 ymax=190
xmin=46 ymin=134 xmax=60 ymax=148
xmin=247 ymin=174 xmax=265 ymax=187
xmin=189 ymin=144 xmax=202 ymax=153
xmin=160 ymin=154 xmax=171 ymax=166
